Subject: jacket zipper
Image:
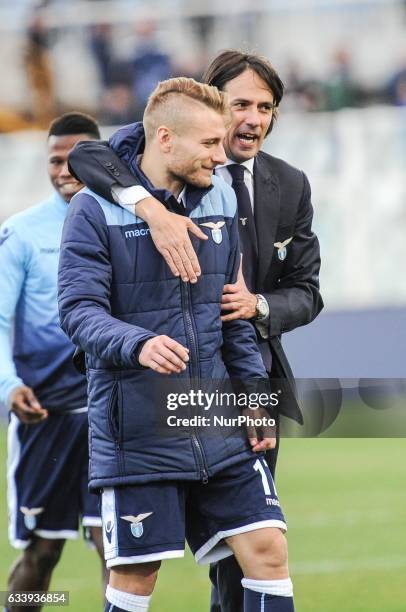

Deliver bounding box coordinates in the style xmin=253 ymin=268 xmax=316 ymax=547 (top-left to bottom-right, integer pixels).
xmin=180 ymin=279 xmax=208 ymax=484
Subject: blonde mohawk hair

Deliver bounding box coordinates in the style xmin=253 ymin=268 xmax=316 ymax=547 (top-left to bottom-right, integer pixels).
xmin=143 ymin=77 xmax=229 ymax=140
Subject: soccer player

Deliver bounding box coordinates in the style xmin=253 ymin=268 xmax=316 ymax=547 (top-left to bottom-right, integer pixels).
xmin=67 ymin=51 xmax=322 ymax=611
xmin=0 ymin=113 xmax=106 ymax=611
xmin=58 ymin=78 xmax=295 ymax=612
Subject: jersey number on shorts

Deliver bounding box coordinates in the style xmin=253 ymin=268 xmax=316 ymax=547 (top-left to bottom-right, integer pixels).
xmin=253 ymin=458 xmax=277 ymax=497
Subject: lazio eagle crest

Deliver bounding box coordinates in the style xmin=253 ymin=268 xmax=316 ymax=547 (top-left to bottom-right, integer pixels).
xmin=20 ymin=506 xmax=44 ymax=531
xmin=200 ymin=221 xmax=225 ymax=244
xmin=121 ymin=512 xmax=153 ymax=539
xmin=274 ymin=237 xmax=293 ymax=261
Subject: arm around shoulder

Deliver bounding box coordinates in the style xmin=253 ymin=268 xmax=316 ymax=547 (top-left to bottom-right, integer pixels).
xmin=68 ymin=140 xmax=139 ymax=202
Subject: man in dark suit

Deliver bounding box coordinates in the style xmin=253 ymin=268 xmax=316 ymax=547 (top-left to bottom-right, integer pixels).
xmin=68 ymin=50 xmax=323 ymax=612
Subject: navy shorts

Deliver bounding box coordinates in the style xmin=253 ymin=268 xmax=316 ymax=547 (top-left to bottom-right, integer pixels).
xmin=7 ymin=410 xmax=101 ymax=549
xmin=101 ymin=454 xmax=286 ymax=568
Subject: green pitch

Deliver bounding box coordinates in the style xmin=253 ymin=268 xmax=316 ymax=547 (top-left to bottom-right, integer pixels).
xmin=1 ymin=426 xmax=405 ymax=611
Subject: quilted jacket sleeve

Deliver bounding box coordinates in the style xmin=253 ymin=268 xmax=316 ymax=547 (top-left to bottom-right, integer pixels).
xmin=58 ymin=193 xmax=155 ymax=367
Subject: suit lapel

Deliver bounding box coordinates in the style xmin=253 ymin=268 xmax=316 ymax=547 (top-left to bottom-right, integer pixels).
xmin=254 ymin=153 xmax=280 ymax=289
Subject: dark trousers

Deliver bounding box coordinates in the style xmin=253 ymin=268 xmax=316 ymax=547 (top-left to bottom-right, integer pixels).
xmin=208 ymin=435 xmax=280 ymax=612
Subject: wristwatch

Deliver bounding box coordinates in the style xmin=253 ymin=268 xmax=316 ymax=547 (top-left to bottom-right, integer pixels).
xmin=255 ymin=294 xmax=269 ymax=320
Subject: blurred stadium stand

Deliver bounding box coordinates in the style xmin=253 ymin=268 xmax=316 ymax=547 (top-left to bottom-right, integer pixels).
xmin=0 ymin=0 xmax=406 ymax=121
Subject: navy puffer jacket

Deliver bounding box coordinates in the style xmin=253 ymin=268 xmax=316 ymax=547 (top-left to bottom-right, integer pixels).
xmin=58 ymin=123 xmax=270 ymax=490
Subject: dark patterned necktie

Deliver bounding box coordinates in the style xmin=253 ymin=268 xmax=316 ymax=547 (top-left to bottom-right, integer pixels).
xmin=227 ymin=164 xmax=258 ymax=291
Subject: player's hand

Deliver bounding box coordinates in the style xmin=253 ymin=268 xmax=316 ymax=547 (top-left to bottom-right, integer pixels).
xmin=9 ymin=386 xmax=48 ymax=424
xmin=221 ymin=261 xmax=257 ymax=322
xmin=138 ymin=335 xmax=189 ymax=375
xmin=243 ymin=406 xmax=276 ymax=452
xmin=136 ymin=197 xmax=207 ymax=283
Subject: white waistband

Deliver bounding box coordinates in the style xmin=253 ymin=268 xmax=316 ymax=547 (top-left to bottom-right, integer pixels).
xmin=65 ymin=406 xmax=88 ymax=414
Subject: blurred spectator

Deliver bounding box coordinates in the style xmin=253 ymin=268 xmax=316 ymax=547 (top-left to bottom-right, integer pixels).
xmin=324 ymin=48 xmax=357 ymax=111
xmin=284 ymin=60 xmax=326 ymax=112
xmin=88 ymin=23 xmax=139 ymax=123
xmin=189 ymin=14 xmax=214 ymax=59
xmin=187 ymin=15 xmax=215 ymax=80
xmin=131 ymin=19 xmax=172 ymax=116
xmin=24 ymin=2 xmax=56 ymax=127
xmin=387 ymin=63 xmax=406 ymax=106
xmin=89 ymin=23 xmax=114 ymax=88
xmin=100 ymin=83 xmax=138 ymax=125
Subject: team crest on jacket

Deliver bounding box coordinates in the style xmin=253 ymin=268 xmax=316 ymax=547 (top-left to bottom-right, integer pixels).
xmin=274 ymin=237 xmax=293 ymax=261
xmin=121 ymin=512 xmax=153 ymax=539
xmin=20 ymin=506 xmax=44 ymax=531
xmin=200 ymin=221 xmax=225 ymax=244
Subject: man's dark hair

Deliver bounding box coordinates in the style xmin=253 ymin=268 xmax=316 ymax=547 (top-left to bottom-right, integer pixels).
xmin=48 ymin=112 xmax=100 ymax=139
xmin=202 ymin=50 xmax=284 ymax=135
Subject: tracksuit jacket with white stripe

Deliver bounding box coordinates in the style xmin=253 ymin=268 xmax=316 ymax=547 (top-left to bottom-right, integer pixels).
xmin=58 ymin=123 xmax=272 ymax=490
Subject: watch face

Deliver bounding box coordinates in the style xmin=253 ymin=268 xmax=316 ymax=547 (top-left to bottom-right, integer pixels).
xmin=256 ymin=296 xmax=267 ymax=318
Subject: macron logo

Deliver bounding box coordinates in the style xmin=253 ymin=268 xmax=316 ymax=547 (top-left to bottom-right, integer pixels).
xmin=125 ymin=228 xmax=151 ymax=239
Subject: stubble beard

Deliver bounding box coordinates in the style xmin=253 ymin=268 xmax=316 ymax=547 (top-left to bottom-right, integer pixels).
xmin=168 ymin=163 xmax=212 ymax=191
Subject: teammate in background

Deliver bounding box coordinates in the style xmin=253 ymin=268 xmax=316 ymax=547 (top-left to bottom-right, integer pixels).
xmin=58 ymin=78 xmax=295 ymax=612
xmin=0 ymin=113 xmax=106 ymax=612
